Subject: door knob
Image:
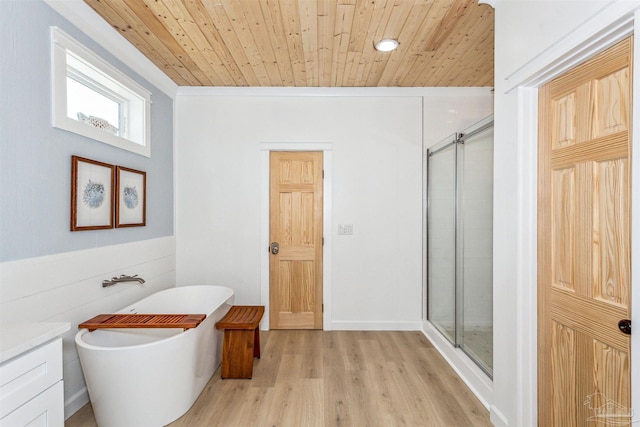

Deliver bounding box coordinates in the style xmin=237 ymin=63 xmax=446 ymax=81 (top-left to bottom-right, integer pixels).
xmin=270 ymin=242 xmax=279 ymax=255
xmin=618 ymin=319 xmax=631 ymax=335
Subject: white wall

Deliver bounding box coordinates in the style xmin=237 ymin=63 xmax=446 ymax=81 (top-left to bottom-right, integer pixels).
xmin=492 ymin=1 xmax=634 ymax=426
xmin=175 ymin=94 xmax=424 ymax=328
xmin=423 ymin=92 xmax=494 ymax=148
xmin=175 ymin=91 xmax=492 ymax=331
xmin=497 ymin=0 xmax=608 ymax=74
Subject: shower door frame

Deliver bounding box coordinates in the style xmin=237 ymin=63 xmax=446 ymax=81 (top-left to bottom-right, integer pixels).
xmin=426 ymin=115 xmax=494 ymax=378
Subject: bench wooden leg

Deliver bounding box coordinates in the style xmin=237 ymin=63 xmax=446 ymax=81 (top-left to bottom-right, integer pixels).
xmin=221 ymin=329 xmax=256 ymax=379
xmin=253 ymin=327 xmax=261 ymax=358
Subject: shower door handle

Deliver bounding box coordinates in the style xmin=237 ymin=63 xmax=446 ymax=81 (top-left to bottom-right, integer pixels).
xmin=270 ymin=242 xmax=279 ymax=255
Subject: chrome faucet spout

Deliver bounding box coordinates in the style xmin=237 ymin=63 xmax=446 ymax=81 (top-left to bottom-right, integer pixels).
xmin=102 ymin=274 xmax=146 ymax=287
xmin=119 ymin=274 xmax=145 ymax=284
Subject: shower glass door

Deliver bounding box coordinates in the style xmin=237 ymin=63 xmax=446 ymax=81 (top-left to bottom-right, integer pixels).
xmin=459 ymin=124 xmax=493 ymax=375
xmin=427 ymin=136 xmax=457 ymax=344
xmin=427 ymin=116 xmax=493 ymax=377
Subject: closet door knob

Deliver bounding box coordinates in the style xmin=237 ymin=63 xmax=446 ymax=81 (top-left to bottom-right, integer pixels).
xmin=618 ymin=319 xmax=631 ymax=335
xmin=270 ymin=242 xmax=279 ymax=255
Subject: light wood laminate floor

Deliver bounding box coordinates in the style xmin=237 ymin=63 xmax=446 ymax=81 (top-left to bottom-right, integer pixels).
xmin=66 ymin=331 xmax=492 ymax=427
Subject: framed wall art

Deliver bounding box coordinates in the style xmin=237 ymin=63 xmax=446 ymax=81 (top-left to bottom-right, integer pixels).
xmin=115 ymin=166 xmax=146 ymax=227
xmin=71 ymin=156 xmax=115 ymax=231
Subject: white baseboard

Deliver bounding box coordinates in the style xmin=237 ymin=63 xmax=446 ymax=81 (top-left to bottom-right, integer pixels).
xmin=490 ymin=405 xmax=510 ymax=427
xmin=64 ymin=388 xmax=89 ymax=420
xmin=331 ymin=320 xmax=422 ymax=331
xmin=421 ymin=321 xmax=493 ymax=409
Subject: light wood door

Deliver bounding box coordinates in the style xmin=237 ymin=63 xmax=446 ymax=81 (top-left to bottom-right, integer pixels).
xmin=538 ymin=38 xmax=632 ymax=426
xmin=269 ymin=151 xmax=323 ymax=329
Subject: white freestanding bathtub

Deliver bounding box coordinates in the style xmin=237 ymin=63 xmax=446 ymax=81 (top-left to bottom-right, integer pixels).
xmin=75 ymin=285 xmax=234 ymax=427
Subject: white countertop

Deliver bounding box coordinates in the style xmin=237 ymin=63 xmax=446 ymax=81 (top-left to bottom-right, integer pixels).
xmin=0 ymin=322 xmax=71 ymax=364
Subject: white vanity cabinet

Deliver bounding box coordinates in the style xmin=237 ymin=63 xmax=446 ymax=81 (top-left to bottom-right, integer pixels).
xmin=0 ymin=323 xmax=70 ymax=427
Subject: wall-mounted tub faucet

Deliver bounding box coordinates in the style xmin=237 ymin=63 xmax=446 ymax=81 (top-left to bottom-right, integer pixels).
xmin=102 ymin=274 xmax=146 ymax=288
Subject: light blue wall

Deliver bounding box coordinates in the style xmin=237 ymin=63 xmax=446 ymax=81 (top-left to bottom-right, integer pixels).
xmin=0 ymin=0 xmax=174 ymax=262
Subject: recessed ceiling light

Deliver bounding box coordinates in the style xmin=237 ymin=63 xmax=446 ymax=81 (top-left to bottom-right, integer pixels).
xmin=374 ymin=39 xmax=399 ymax=52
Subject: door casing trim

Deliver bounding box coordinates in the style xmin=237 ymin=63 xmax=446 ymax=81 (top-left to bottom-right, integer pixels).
xmin=260 ymin=143 xmax=333 ymax=330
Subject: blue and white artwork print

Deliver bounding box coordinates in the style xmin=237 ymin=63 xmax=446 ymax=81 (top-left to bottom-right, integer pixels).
xmin=123 ymin=186 xmax=139 ymax=209
xmin=82 ymin=180 xmax=105 ymax=208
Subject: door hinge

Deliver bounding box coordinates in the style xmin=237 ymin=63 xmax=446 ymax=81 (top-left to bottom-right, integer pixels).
xmin=322 ymin=237 xmax=324 ymax=246
xmin=322 ymin=170 xmax=324 ymax=179
xmin=322 ymin=304 xmax=324 ymax=312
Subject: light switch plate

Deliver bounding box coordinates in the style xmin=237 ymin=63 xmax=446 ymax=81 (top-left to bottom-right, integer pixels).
xmin=338 ymin=224 xmax=353 ymax=235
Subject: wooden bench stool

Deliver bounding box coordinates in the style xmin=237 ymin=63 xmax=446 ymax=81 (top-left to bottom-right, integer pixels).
xmin=215 ymin=305 xmax=264 ymax=379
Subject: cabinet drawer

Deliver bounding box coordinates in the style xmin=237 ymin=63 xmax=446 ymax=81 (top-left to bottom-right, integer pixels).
xmin=0 ymin=381 xmax=63 ymax=427
xmin=0 ymin=339 xmax=63 ymax=419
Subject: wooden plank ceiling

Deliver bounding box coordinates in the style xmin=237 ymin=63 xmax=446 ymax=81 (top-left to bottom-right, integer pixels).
xmin=84 ymin=0 xmax=494 ymax=87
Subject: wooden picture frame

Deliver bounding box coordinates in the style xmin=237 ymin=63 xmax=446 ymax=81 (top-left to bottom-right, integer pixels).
xmin=71 ymin=156 xmax=115 ymax=231
xmin=115 ymin=166 xmax=146 ymax=227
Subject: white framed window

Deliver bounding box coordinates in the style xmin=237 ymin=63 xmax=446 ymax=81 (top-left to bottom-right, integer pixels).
xmin=51 ymin=27 xmax=151 ymax=157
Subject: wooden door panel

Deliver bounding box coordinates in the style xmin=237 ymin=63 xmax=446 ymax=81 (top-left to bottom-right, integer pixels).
xmin=279 ymin=192 xmax=293 ymax=243
xmin=278 ymin=159 xmax=315 ymax=184
xmin=552 ymin=91 xmax=576 ymax=148
xmin=594 ymin=68 xmax=630 ymax=137
xmin=594 ymin=158 xmax=630 ymax=306
xmin=593 ymin=340 xmax=630 ymax=409
xmin=301 ymin=192 xmax=314 ymax=243
xmin=270 ymin=152 xmax=323 ymax=330
xmin=300 ymin=261 xmax=316 ymax=312
xmin=539 ymin=37 xmax=632 ymax=426
xmin=550 ymin=321 xmax=577 ymax=427
xmin=551 ymin=167 xmax=575 ymax=290
xmin=275 ymin=259 xmax=316 ymax=328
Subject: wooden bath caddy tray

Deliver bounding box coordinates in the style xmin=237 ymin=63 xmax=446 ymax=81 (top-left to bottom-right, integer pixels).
xmin=79 ymin=314 xmax=206 ymax=332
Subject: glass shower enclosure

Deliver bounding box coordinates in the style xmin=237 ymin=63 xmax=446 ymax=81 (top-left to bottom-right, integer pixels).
xmin=426 ymin=116 xmax=493 ymax=376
